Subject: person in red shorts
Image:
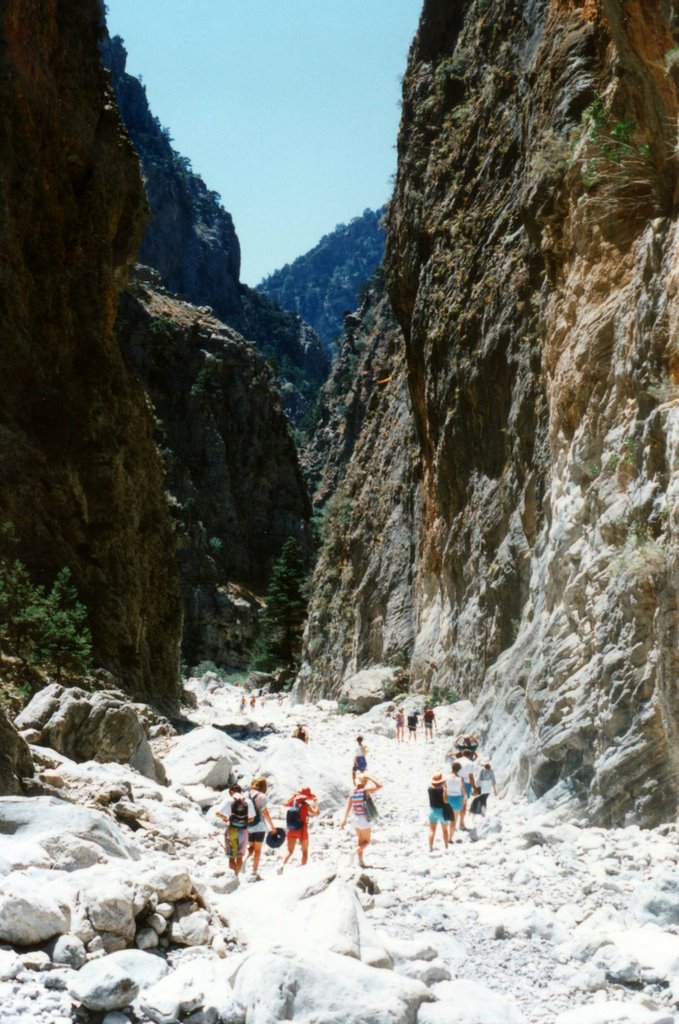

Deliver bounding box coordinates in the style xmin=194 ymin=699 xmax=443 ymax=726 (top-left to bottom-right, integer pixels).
xmin=279 ymin=786 xmax=320 ymax=870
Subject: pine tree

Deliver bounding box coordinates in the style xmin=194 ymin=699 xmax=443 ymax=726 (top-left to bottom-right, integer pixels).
xmin=0 ymin=559 xmax=45 ymax=662
xmin=251 ymin=538 xmax=308 ymax=673
xmin=35 ymin=568 xmax=92 ymax=679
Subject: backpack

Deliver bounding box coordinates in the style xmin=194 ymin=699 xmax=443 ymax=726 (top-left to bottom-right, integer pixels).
xmin=249 ymin=791 xmax=263 ymax=829
xmin=424 ymin=709 xmax=434 ymax=723
xmin=286 ymin=802 xmax=304 ymax=831
xmin=230 ymin=796 xmax=249 ymax=829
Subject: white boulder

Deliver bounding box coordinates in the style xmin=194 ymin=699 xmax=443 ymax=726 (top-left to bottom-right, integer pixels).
xmin=162 ymin=727 xmax=237 ymax=788
xmin=70 ymin=949 xmax=169 ymax=1011
xmin=339 ymin=667 xmax=400 ymax=712
xmin=554 ymin=1003 xmax=675 ymax=1024
xmin=0 ymin=869 xmax=71 ymax=945
xmin=422 ymin=979 xmax=526 ymax=1023
xmin=229 ymin=948 xmax=430 ymax=1024
xmin=139 ymin=956 xmax=244 ymax=1024
xmin=253 ymin=737 xmax=347 ymax=816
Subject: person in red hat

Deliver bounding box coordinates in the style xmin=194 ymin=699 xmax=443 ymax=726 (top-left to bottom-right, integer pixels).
xmin=279 ymin=787 xmax=320 ymax=870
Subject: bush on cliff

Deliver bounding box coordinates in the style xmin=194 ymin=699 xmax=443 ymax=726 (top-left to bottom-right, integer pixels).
xmin=251 ymin=538 xmax=308 ymax=675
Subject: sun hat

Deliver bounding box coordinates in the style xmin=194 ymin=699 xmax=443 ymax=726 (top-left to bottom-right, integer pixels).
xmin=265 ymin=827 xmax=286 ymax=849
xmin=295 ymin=787 xmax=317 ymax=801
xmin=431 ymin=772 xmax=445 ymax=785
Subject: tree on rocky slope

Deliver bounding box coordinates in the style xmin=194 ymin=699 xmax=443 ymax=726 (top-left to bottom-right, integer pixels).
xmin=251 ymin=538 xmax=308 ymax=676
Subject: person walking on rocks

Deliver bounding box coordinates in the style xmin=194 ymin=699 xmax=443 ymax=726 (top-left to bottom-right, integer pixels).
xmin=246 ymin=777 xmax=275 ymax=879
xmin=445 ymin=762 xmax=467 ymax=841
xmin=239 ymin=694 xmax=247 ymax=713
xmin=292 ymin=723 xmax=309 ymax=743
xmin=472 ymin=762 xmax=497 ymax=816
xmin=352 ymin=736 xmax=368 ymax=784
xmin=427 ymin=772 xmax=449 ymax=850
xmin=341 ymin=773 xmax=382 ymax=867
xmin=215 ymin=783 xmax=256 ymax=878
xmin=407 ymin=708 xmax=419 ymax=740
xmin=280 ymin=787 xmax=319 ymax=869
xmin=449 ymin=747 xmax=477 ymax=828
xmin=394 ymin=708 xmax=405 ymax=742
xmin=423 ymin=706 xmax=437 ymax=742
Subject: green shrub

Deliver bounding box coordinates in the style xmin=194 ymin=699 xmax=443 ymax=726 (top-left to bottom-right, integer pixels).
xmin=429 ymin=683 xmax=458 ymax=706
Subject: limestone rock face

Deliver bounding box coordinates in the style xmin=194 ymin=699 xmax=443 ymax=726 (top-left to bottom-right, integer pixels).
xmin=300 ymin=287 xmax=423 ymax=693
xmin=0 ymin=0 xmax=181 ymax=704
xmin=380 ymin=0 xmax=679 ymax=824
xmin=0 ymin=707 xmax=34 ymax=796
xmin=117 ymin=268 xmax=313 ymax=668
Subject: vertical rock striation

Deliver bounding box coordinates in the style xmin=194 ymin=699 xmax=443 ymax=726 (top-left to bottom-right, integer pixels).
xmin=303 ymin=0 xmax=679 ymax=824
xmin=0 ymin=0 xmax=182 ymax=703
xmin=382 ymin=0 xmax=679 ymax=824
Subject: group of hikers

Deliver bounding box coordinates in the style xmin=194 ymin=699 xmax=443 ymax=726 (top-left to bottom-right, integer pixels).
xmin=213 ymin=699 xmax=498 ymax=879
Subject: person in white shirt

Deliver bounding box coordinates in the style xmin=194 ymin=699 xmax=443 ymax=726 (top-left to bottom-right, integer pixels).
xmin=445 ymin=762 xmax=467 ymax=841
xmin=214 ymin=784 xmax=256 ymax=878
xmin=449 ymin=750 xmax=476 ymax=830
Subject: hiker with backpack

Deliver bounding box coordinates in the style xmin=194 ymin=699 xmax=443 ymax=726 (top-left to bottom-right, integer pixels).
xmin=423 ymin=707 xmax=437 ymax=742
xmin=427 ymin=771 xmax=450 ymax=850
xmin=341 ymin=773 xmax=382 ymax=867
xmin=394 ymin=708 xmax=405 ymax=742
xmin=406 ymin=708 xmax=419 ymax=740
xmin=470 ymin=762 xmax=497 ymax=816
xmin=214 ymin=783 xmax=256 ymax=878
xmin=246 ymin=777 xmax=276 ymax=879
xmin=445 ymin=761 xmax=467 ymax=841
xmin=352 ymin=736 xmax=368 ymax=784
xmin=280 ymin=786 xmax=320 ymax=869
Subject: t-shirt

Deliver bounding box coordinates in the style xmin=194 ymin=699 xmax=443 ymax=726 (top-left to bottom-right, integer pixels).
xmin=247 ymin=791 xmax=268 ymax=833
xmin=423 ymin=709 xmax=435 ymax=724
xmin=351 ymin=788 xmax=367 ymax=816
xmin=456 ymin=756 xmax=475 ymax=783
xmin=478 ymin=768 xmax=496 ymax=794
xmin=428 ymin=784 xmax=445 ymax=808
xmin=446 ymin=775 xmax=463 ymax=796
xmin=214 ymin=794 xmax=256 ymax=829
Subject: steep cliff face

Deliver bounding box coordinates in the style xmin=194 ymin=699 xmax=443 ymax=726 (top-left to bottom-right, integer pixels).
xmin=299 ymin=283 xmax=423 ymax=689
xmin=102 ymin=35 xmax=329 ymax=424
xmin=258 ymin=209 xmax=386 ymax=352
xmin=0 ymin=0 xmax=182 ymax=704
xmin=381 ymin=0 xmax=679 ymax=824
xmin=118 ymin=267 xmax=313 ymax=669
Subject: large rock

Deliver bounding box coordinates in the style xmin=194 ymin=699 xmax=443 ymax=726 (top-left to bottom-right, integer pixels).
xmin=0 ymin=796 xmax=140 ymax=875
xmin=70 ymin=949 xmax=168 ymax=1012
xmin=16 ymin=685 xmax=159 ymax=780
xmin=339 ymin=668 xmax=401 ymax=712
xmin=0 ymin=870 xmax=71 ymax=945
xmin=223 ymin=865 xmax=390 ymax=966
xmin=229 ymin=948 xmax=431 ymax=1024
xmin=0 ymin=706 xmax=34 ymax=795
xmin=420 ymin=979 xmax=526 ymax=1024
xmin=252 ymin=736 xmax=347 ymax=815
xmin=162 ymin=726 xmax=236 ymax=788
xmin=139 ymin=957 xmax=244 ymax=1024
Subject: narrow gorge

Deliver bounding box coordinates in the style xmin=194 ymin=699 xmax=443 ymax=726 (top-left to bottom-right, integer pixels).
xmin=1 ymin=0 xmax=679 ymax=1022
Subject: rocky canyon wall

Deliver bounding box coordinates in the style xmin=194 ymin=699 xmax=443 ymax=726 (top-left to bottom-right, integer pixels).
xmin=305 ymin=0 xmax=679 ymax=825
xmin=0 ymin=0 xmax=182 ymax=703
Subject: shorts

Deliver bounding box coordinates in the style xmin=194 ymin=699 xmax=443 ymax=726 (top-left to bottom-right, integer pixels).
xmin=226 ymin=826 xmax=248 ymax=861
xmin=353 ymin=814 xmax=371 ymax=829
xmin=464 ymin=782 xmax=472 ymax=797
xmin=248 ymin=831 xmax=266 ymax=844
xmin=287 ymin=826 xmax=309 ymax=842
xmin=408 ymin=725 xmax=417 ymax=732
xmin=448 ymin=795 xmax=464 ymax=812
xmin=428 ymin=808 xmax=446 ymax=824
xmin=354 ymin=756 xmax=367 ymax=771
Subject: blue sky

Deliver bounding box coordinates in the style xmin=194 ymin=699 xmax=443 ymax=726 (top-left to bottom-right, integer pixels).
xmin=105 ymin=0 xmax=423 ymax=285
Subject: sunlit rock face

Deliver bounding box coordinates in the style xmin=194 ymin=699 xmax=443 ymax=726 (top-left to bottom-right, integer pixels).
xmin=0 ymin=0 xmax=182 ymax=704
xmin=304 ymin=0 xmax=679 ymax=824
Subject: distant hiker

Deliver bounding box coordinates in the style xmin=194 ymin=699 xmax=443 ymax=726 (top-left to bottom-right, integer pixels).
xmin=454 ymin=750 xmax=477 ymax=830
xmin=394 ymin=708 xmax=405 ymax=742
xmin=341 ymin=773 xmax=382 ymax=867
xmin=215 ymin=783 xmax=255 ymax=878
xmin=280 ymin=786 xmax=319 ymax=869
xmin=246 ymin=777 xmax=275 ymax=879
xmin=292 ymin=723 xmax=309 ymax=743
xmin=427 ymin=771 xmax=449 ymax=850
xmin=240 ymin=694 xmax=247 ymax=713
xmin=446 ymin=761 xmax=466 ymax=841
xmin=407 ymin=709 xmax=419 ymax=740
xmin=249 ymin=694 xmax=256 ymax=710
xmin=423 ymin=707 xmax=437 ymax=742
xmin=471 ymin=762 xmax=497 ymax=816
xmin=352 ymin=736 xmax=368 ymax=784
xmin=453 ymin=733 xmax=479 ymax=755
